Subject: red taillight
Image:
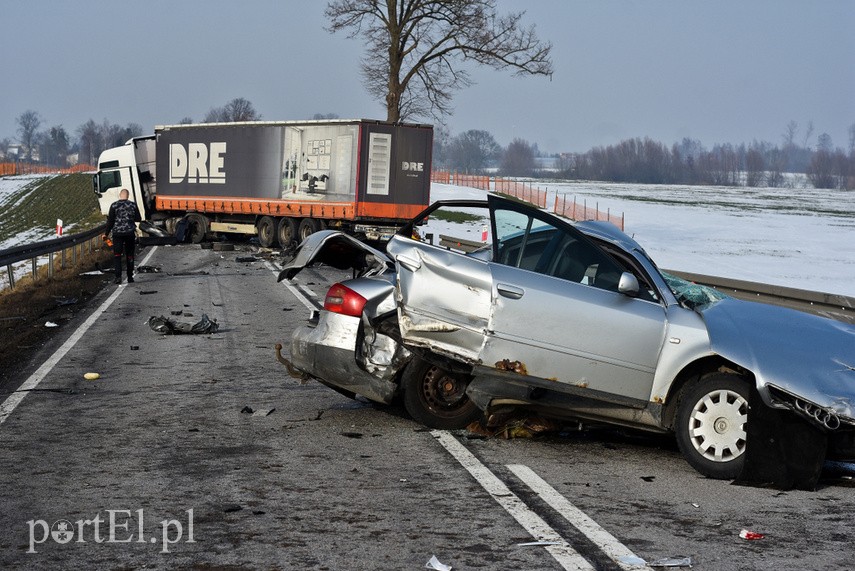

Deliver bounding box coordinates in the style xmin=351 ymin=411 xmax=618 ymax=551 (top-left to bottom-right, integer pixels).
xmin=324 ymin=283 xmax=367 ymax=317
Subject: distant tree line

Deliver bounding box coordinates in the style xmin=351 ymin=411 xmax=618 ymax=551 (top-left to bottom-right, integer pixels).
xmin=433 ymin=121 xmax=855 ymax=190
xmin=1 ymin=98 xmax=263 ymax=168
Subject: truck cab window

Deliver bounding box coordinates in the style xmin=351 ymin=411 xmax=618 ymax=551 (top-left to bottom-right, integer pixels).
xmin=99 ymin=170 xmax=122 ymax=193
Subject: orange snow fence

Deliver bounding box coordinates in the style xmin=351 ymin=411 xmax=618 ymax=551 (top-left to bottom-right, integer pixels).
xmin=0 ymin=162 xmax=96 ymax=176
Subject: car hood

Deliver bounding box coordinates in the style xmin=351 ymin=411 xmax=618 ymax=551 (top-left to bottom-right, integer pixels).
xmin=700 ymin=297 xmax=855 ymax=417
xmin=278 ymin=230 xmax=391 ymax=282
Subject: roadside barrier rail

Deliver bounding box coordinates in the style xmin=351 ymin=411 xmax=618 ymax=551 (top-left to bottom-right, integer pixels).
xmin=0 ymin=162 xmax=95 ymax=176
xmin=0 ymin=224 xmax=106 ymax=290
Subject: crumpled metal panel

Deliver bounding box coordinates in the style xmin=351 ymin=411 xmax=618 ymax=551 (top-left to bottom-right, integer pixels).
xmin=288 ymin=311 xmax=397 ymax=404
xmin=702 ymin=297 xmax=855 ymax=421
xmin=388 ymin=237 xmax=493 ymax=363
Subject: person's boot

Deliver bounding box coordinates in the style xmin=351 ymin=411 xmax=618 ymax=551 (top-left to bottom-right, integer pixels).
xmin=114 ymin=256 xmax=123 ymax=284
xmin=126 ymin=258 xmax=135 ymax=283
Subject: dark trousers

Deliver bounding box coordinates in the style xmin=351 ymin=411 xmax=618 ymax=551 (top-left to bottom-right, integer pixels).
xmin=112 ymin=234 xmax=136 ymax=279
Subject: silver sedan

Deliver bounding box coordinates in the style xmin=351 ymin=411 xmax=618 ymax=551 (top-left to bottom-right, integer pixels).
xmin=278 ymin=194 xmax=855 ymax=488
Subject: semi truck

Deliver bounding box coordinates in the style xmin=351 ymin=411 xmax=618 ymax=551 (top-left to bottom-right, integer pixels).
xmin=93 ymin=119 xmax=433 ymax=247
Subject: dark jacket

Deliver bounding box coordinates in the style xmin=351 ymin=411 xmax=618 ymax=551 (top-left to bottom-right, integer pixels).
xmin=105 ymin=199 xmax=142 ymax=237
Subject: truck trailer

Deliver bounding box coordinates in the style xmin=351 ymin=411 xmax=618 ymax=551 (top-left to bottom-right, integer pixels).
xmin=93 ymin=119 xmax=433 ymax=246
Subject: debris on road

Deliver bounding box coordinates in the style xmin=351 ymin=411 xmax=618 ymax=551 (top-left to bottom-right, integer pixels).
xmin=139 ymin=290 xmax=159 ymax=295
xmin=83 ymin=372 xmax=100 ymax=380
xmin=147 ymin=314 xmax=219 ymax=335
xmin=466 ymin=416 xmax=562 ymax=439
xmin=241 ymin=406 xmax=254 ymax=414
xmin=516 ymin=541 xmax=563 ymax=547
xmin=44 ymin=321 xmax=59 ymax=328
xmin=425 ymin=555 xmax=452 ymax=571
xmin=137 ymin=265 xmax=162 ymax=273
xmin=236 ymin=256 xmax=258 ymax=263
xmin=54 ymin=296 xmax=78 ymax=306
xmin=739 ymin=529 xmax=765 ymax=540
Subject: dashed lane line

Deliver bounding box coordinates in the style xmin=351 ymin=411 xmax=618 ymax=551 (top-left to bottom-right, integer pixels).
xmin=432 ymin=430 xmax=594 ymax=571
xmin=507 ymin=464 xmax=651 ymax=571
xmin=0 ymin=247 xmax=158 ymax=428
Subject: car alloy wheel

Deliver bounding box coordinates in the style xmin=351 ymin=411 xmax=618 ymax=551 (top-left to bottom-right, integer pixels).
xmin=676 ymin=373 xmax=750 ymax=479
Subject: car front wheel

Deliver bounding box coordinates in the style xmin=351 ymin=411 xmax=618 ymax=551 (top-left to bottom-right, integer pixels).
xmin=402 ymin=357 xmax=481 ymax=430
xmin=675 ymin=372 xmax=750 ymax=479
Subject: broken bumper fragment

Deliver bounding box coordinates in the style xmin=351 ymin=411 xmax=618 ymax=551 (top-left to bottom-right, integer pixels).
xmin=286 ymin=311 xmax=398 ymax=404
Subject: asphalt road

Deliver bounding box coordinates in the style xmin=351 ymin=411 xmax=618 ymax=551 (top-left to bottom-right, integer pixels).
xmin=1 ymin=242 xmax=854 ymax=570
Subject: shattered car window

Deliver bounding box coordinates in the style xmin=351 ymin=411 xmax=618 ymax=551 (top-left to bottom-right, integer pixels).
xmin=662 ymin=272 xmax=729 ymax=308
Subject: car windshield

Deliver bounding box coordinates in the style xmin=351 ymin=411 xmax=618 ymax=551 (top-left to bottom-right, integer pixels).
xmin=662 ymin=272 xmax=729 ymax=309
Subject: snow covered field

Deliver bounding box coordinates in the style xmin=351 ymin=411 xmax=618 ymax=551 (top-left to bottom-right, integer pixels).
xmin=431 ymin=181 xmax=855 ymax=298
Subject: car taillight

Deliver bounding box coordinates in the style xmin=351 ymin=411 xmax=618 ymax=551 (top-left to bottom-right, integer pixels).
xmin=324 ymin=283 xmax=367 ymax=317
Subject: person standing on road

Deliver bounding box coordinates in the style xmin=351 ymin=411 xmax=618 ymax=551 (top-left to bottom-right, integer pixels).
xmin=104 ymin=188 xmax=142 ymax=284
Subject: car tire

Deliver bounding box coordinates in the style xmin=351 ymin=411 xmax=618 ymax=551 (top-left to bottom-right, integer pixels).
xmin=675 ymin=372 xmax=750 ymax=479
xmin=401 ymin=357 xmax=481 ymax=430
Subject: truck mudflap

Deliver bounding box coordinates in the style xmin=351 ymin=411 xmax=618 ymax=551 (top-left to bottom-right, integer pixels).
xmin=735 ymin=386 xmax=827 ymax=490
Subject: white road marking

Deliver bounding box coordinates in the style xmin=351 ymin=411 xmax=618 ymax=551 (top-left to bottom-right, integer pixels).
xmin=431 ymin=430 xmax=594 ymax=571
xmin=0 ymin=247 xmax=158 ymax=428
xmin=265 ymin=261 xmax=319 ymax=315
xmin=507 ymin=464 xmax=651 ymax=571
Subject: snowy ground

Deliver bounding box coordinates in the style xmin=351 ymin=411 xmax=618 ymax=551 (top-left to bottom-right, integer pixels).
xmin=431 ymin=181 xmax=855 ymax=298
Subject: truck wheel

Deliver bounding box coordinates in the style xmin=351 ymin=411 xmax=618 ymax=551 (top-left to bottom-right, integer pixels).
xmin=402 ymin=357 xmax=481 ymax=430
xmin=257 ymin=216 xmax=276 ymax=248
xmin=298 ymin=218 xmax=320 ymax=242
xmin=675 ymin=372 xmax=750 ymax=479
xmin=277 ymin=217 xmax=298 ymax=249
xmin=186 ymin=214 xmax=207 ymax=244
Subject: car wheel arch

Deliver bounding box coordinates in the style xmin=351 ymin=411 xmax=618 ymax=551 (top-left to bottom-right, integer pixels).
xmin=662 ymin=355 xmax=755 ymax=431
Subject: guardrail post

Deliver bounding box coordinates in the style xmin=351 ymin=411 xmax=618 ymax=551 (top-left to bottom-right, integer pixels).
xmin=6 ymin=265 xmax=13 ymax=289
xmin=72 ymin=244 xmax=78 ymax=266
xmin=49 ymin=253 xmax=54 ymax=278
xmin=61 ymin=248 xmax=66 ymax=269
xmin=31 ymin=257 xmax=38 ymax=281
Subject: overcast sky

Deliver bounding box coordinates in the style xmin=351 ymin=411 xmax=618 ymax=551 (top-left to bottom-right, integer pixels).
xmin=2 ymin=0 xmax=853 ymax=153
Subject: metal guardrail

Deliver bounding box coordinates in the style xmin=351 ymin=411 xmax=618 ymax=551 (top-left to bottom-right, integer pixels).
xmin=0 ymin=223 xmax=107 ymax=290
xmin=667 ymin=270 xmax=855 ymax=324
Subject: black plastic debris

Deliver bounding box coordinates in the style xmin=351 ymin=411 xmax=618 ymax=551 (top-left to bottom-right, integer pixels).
xmin=235 ymin=256 xmax=258 ymax=263
xmin=54 ymin=296 xmax=78 ymax=306
xmin=137 ymin=265 xmax=162 ymax=273
xmin=240 ymin=406 xmax=254 ymax=414
xmin=140 ymin=290 xmax=158 ymax=295
xmin=147 ymin=314 xmax=219 ymax=335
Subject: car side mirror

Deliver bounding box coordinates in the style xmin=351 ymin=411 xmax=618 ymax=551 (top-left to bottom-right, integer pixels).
xmin=618 ymin=272 xmax=640 ymax=297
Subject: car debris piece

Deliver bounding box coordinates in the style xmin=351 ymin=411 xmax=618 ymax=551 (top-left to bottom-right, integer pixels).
xmin=137 ymin=265 xmax=162 ymax=273
xmin=466 ymin=416 xmax=562 ymax=439
xmin=425 ymin=555 xmax=452 ymax=571
xmin=235 ymin=256 xmax=258 ymax=263
xmin=83 ymin=373 xmax=100 ymax=380
xmin=44 ymin=321 xmax=59 ymax=328
xmin=516 ymin=541 xmax=563 ymax=547
xmin=147 ymin=314 xmax=219 ymax=335
xmin=54 ymin=296 xmax=78 ymax=306
xmin=139 ymin=290 xmax=158 ymax=295
xmin=739 ymin=529 xmax=764 ymax=540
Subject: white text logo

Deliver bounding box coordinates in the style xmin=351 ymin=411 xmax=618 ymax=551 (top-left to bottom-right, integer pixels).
xmin=170 ymin=142 xmax=226 ymax=184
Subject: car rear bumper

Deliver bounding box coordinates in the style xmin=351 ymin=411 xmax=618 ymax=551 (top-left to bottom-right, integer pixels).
xmin=288 ymin=311 xmax=398 ymax=404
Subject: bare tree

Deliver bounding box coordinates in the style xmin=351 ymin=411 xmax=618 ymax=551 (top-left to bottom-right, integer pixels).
xmin=40 ymin=125 xmax=70 ymax=166
xmin=446 ymin=129 xmax=500 ymax=173
xmin=849 ymin=123 xmax=855 ymax=156
xmin=77 ymin=119 xmax=100 ymax=165
xmin=16 ymin=110 xmax=42 ymax=161
xmin=501 ymin=138 xmax=536 ymax=177
xmin=204 ymin=98 xmax=260 ymax=122
xmin=325 ymin=0 xmax=553 ymax=122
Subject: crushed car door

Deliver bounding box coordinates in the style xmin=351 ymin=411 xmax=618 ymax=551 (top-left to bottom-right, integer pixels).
xmin=386 ymin=232 xmax=493 ymax=364
xmin=483 ymin=197 xmax=668 ymax=402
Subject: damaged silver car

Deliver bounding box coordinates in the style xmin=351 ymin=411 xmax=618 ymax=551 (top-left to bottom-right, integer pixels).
xmin=277 ymin=194 xmax=855 ymax=488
